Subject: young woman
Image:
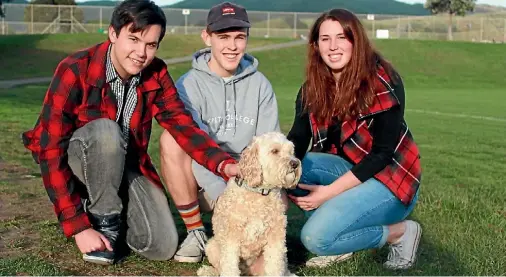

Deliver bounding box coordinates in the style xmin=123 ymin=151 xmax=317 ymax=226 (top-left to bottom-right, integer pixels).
xmin=287 ymin=8 xmax=422 ymax=270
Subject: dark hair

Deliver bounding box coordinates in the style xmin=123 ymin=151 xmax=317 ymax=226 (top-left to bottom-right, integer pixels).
xmin=110 ymin=0 xmax=167 ymax=42
xmin=304 ymin=8 xmax=397 ymax=123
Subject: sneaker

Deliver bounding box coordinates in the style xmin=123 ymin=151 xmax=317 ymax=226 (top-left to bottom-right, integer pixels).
xmin=384 ymin=220 xmax=422 ymax=270
xmin=305 ymin=252 xmax=353 ymax=267
xmin=174 ymin=229 xmax=208 ymax=263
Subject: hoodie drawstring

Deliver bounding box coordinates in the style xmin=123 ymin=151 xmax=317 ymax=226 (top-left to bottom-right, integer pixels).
xmin=223 ymin=79 xmax=237 ymax=136
xmin=232 ymin=80 xmax=238 ymax=136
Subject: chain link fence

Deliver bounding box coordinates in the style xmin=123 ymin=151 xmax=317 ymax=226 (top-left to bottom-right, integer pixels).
xmin=1 ymin=3 xmax=505 ymax=43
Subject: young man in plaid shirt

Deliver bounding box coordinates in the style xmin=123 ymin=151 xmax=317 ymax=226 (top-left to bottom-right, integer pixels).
xmin=22 ymin=0 xmax=237 ymax=265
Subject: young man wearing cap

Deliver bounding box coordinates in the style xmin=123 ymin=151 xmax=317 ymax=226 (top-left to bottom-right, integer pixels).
xmin=21 ymin=0 xmax=238 ymax=265
xmin=159 ymin=1 xmax=280 ymax=263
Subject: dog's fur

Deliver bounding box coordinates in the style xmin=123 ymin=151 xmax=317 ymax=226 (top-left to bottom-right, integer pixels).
xmin=197 ymin=132 xmax=302 ymax=276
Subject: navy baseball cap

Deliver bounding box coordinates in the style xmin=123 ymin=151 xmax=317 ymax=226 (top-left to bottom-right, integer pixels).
xmin=206 ymin=2 xmax=251 ymax=32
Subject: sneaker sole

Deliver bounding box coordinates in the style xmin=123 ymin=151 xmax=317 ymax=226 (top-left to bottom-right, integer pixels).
xmin=306 ymin=252 xmax=354 ymax=267
xmin=174 ymin=255 xmax=203 ymax=263
xmin=82 ymin=254 xmax=114 ymax=265
xmin=334 ymin=252 xmax=354 ymax=263
xmin=408 ymin=221 xmax=422 ymax=267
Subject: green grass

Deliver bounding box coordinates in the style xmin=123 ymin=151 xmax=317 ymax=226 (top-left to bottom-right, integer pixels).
xmin=0 ymin=33 xmax=292 ymax=80
xmin=0 ymin=39 xmax=505 ymax=275
xmin=0 ymin=255 xmax=71 ymax=275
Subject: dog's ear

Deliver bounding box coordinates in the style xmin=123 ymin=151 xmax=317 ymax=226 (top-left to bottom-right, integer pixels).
xmin=238 ymin=142 xmax=263 ymax=187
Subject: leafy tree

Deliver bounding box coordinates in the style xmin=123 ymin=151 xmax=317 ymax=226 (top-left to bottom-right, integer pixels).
xmin=23 ymin=0 xmax=84 ymax=33
xmin=424 ymin=0 xmax=476 ymax=40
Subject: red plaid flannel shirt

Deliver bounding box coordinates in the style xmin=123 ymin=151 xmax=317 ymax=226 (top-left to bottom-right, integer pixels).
xmin=309 ymin=67 xmax=421 ymax=205
xmin=22 ymin=40 xmax=235 ymax=237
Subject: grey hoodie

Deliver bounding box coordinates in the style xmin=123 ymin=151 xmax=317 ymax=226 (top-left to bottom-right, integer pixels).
xmin=175 ymin=48 xmax=280 ymax=200
xmin=176 ymin=48 xmax=280 ymax=157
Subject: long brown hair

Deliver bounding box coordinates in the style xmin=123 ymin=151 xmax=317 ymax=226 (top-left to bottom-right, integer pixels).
xmin=304 ymin=9 xmax=397 ymax=123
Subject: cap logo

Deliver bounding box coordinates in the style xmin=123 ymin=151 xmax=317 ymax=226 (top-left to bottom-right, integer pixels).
xmin=222 ymin=7 xmax=235 ymax=15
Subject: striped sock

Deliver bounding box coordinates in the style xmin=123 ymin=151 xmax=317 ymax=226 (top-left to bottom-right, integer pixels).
xmin=176 ymin=200 xmax=204 ymax=232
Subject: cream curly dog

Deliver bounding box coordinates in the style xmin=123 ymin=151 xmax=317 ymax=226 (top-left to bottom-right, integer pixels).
xmin=197 ymin=132 xmax=302 ymax=276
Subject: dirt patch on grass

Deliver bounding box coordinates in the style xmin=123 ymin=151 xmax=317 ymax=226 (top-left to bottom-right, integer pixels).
xmin=0 ymin=160 xmax=52 ymax=260
xmin=0 ymin=159 xmax=204 ymax=275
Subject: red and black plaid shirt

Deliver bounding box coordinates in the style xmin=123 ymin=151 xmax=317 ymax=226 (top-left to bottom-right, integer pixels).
xmin=22 ymin=40 xmax=235 ymax=237
xmin=309 ymin=67 xmax=421 ymax=205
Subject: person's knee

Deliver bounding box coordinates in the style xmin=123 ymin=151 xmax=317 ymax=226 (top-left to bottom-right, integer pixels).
xmin=127 ymin=225 xmax=179 ymax=261
xmin=159 ymin=130 xmax=190 ymax=165
xmin=82 ymin=119 xmax=125 ymax=156
xmin=299 ymin=153 xmax=319 ymax=184
xmin=300 ymin=223 xmax=334 ymax=256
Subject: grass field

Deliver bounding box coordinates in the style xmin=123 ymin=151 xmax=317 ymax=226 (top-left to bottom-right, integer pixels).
xmin=0 ymin=33 xmax=292 ymax=81
xmin=0 ymin=38 xmax=505 ymax=275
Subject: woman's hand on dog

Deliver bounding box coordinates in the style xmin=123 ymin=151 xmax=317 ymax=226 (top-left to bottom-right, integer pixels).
xmin=288 ymin=184 xmax=331 ymax=211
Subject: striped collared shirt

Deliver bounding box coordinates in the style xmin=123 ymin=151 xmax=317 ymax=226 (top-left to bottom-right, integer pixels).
xmin=105 ymin=44 xmax=140 ymax=144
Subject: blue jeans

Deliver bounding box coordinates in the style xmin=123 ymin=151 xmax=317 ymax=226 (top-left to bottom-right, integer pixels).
xmin=290 ymin=152 xmax=419 ymax=256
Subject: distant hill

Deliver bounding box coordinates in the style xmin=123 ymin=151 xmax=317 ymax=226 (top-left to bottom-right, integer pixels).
xmin=167 ymin=0 xmax=430 ymax=15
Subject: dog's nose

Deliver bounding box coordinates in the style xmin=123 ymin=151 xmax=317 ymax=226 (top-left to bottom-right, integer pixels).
xmin=289 ymin=159 xmax=300 ymax=169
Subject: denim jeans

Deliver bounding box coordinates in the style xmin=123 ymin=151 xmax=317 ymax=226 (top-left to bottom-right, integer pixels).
xmin=67 ymin=118 xmax=178 ymax=260
xmin=290 ymin=152 xmax=418 ymax=256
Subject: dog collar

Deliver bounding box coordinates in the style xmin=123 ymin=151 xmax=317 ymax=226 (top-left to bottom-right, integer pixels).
xmin=235 ymin=176 xmax=280 ymax=196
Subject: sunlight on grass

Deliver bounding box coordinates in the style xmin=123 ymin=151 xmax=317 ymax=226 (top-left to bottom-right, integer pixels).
xmin=0 ymin=33 xmax=293 ymax=80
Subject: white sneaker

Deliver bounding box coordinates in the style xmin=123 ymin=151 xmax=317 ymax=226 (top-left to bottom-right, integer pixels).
xmin=174 ymin=229 xmax=208 ymax=263
xmin=384 ymin=220 xmax=422 ymax=270
xmin=305 ymin=252 xmax=353 ymax=267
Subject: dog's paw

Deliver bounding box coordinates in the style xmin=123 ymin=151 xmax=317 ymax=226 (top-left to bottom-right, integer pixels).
xmin=197 ymin=265 xmax=218 ymax=276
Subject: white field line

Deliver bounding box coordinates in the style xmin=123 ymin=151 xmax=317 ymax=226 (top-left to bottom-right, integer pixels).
xmin=407 ymin=109 xmax=506 ymax=123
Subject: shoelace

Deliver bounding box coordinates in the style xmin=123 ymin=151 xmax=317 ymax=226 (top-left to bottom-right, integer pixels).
xmin=193 ymin=230 xmax=207 ymax=251
xmin=388 ymin=243 xmax=403 ymax=262
xmin=181 ymin=230 xmax=207 ymax=251
xmin=101 ymin=226 xmax=120 ymax=243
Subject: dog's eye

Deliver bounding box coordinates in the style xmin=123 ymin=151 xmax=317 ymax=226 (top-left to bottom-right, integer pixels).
xmin=271 ymin=149 xmax=279 ymax=155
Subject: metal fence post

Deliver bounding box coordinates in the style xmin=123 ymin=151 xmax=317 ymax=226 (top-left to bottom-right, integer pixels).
xmin=31 ymin=4 xmax=33 ymax=34
xmin=293 ymin=12 xmax=297 ymax=38
xmin=184 ymin=14 xmax=188 ymax=35
xmin=372 ymin=17 xmax=375 ymax=38
xmin=267 ymin=12 xmax=270 ymax=37
xmin=71 ymin=6 xmax=74 ymax=33
xmin=480 ymin=17 xmax=483 ymax=42
xmin=100 ymin=7 xmax=103 ymax=30
xmin=1 ymin=16 xmax=4 ymax=35
xmin=397 ymin=16 xmax=400 ymax=39
xmin=432 ymin=15 xmax=435 ymax=39
xmin=504 ymin=18 xmax=506 ymax=43
xmin=408 ymin=16 xmax=411 ymax=39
